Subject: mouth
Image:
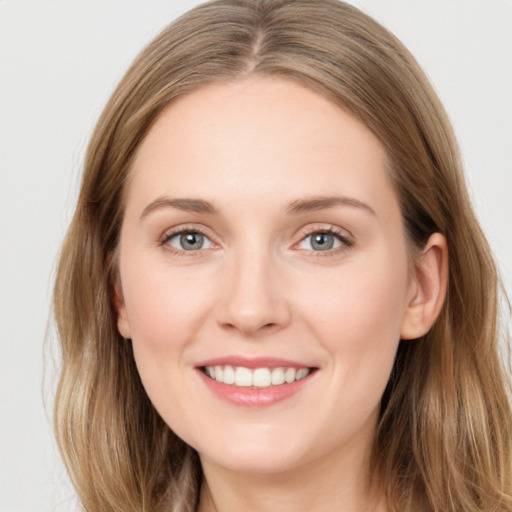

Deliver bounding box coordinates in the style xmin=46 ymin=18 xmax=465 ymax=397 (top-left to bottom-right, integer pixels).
xmin=195 ymin=357 xmax=319 ymax=406
xmin=201 ymin=365 xmax=315 ymax=389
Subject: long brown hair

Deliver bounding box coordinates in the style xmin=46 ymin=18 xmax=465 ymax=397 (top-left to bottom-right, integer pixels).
xmin=53 ymin=1 xmax=512 ymax=510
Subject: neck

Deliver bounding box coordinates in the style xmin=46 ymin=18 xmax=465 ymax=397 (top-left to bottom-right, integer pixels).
xmin=197 ymin=438 xmax=386 ymax=512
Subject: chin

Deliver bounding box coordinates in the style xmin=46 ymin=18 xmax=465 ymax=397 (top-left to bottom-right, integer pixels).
xmin=202 ymin=447 xmax=306 ymax=475
xmin=193 ymin=427 xmax=316 ymax=475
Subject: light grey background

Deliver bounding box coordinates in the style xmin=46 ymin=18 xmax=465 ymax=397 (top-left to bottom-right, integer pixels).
xmin=1 ymin=1 xmax=511 ymax=511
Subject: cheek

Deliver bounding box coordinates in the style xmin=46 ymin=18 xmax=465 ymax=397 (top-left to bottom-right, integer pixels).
xmin=119 ymin=258 xmax=221 ymax=415
xmin=122 ymin=272 xmax=202 ymax=431
xmin=304 ymin=261 xmax=407 ymax=344
xmin=297 ymin=252 xmax=409 ymax=399
xmin=121 ymin=261 xmax=212 ymax=346
xmin=119 ymin=262 xmax=190 ymax=386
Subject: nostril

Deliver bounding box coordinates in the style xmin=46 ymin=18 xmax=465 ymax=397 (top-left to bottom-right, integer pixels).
xmin=220 ymin=319 xmax=280 ymax=336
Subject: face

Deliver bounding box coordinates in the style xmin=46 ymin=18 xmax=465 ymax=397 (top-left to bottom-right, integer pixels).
xmin=116 ymin=77 xmax=419 ymax=476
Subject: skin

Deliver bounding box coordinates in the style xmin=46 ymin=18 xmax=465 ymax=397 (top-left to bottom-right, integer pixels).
xmin=115 ymin=76 xmax=447 ymax=512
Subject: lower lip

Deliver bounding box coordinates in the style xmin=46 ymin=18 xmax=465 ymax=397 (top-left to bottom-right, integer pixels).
xmin=197 ymin=370 xmax=314 ymax=407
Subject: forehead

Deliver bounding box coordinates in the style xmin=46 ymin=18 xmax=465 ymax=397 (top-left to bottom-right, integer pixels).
xmin=127 ymin=76 xmax=397 ymax=219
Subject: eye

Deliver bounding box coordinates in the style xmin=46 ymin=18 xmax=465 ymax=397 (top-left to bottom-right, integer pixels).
xmin=165 ymin=230 xmax=215 ymax=251
xmin=298 ymin=229 xmax=351 ymax=252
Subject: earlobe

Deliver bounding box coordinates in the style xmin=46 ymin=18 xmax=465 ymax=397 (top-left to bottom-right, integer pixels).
xmin=400 ymin=233 xmax=448 ymax=340
xmin=113 ymin=276 xmax=131 ymax=339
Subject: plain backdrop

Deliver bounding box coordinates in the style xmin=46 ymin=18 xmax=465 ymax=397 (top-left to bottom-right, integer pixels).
xmin=1 ymin=1 xmax=511 ymax=511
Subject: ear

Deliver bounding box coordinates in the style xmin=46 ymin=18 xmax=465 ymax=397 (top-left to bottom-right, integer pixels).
xmin=400 ymin=233 xmax=448 ymax=340
xmin=113 ymin=274 xmax=132 ymax=339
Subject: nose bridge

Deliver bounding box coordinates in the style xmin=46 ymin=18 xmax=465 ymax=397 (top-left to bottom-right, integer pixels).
xmin=217 ymin=239 xmax=289 ymax=336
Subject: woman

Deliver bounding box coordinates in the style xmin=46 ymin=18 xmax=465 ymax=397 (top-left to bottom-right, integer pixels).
xmin=52 ymin=0 xmax=512 ymax=510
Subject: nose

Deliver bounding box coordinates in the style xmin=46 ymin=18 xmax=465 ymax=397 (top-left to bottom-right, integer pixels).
xmin=215 ymin=246 xmax=291 ymax=337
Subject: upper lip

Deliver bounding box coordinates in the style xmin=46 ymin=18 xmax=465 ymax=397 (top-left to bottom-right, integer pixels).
xmin=195 ymin=356 xmax=316 ymax=369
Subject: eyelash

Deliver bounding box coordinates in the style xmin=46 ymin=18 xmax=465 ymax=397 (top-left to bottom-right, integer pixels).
xmin=295 ymin=225 xmax=354 ymax=256
xmin=159 ymin=225 xmax=214 ymax=256
xmin=159 ymin=224 xmax=354 ymax=256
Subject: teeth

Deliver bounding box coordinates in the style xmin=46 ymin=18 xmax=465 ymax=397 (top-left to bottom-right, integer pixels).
xmin=204 ymin=365 xmax=312 ymax=388
xmin=253 ymin=368 xmax=271 ymax=388
xmin=235 ymin=367 xmax=252 ymax=387
xmin=296 ymin=368 xmax=309 ymax=380
xmin=285 ymin=367 xmax=296 ymax=383
xmin=223 ymin=365 xmax=235 ymax=384
xmin=271 ymin=367 xmax=285 ymax=385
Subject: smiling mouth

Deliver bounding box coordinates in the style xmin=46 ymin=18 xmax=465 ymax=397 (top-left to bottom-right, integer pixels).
xmin=201 ymin=365 xmax=316 ymax=388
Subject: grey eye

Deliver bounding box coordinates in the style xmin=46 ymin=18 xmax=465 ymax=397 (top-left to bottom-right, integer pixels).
xmin=168 ymin=231 xmax=213 ymax=251
xmin=299 ymin=232 xmax=342 ymax=251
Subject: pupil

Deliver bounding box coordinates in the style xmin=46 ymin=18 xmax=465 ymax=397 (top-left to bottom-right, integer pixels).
xmin=181 ymin=232 xmax=203 ymax=250
xmin=312 ymin=233 xmax=334 ymax=250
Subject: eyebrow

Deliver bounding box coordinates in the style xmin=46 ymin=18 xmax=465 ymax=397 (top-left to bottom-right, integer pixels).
xmin=140 ymin=194 xmax=376 ymax=220
xmin=140 ymin=197 xmax=217 ymax=219
xmin=286 ymin=195 xmax=376 ymax=216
